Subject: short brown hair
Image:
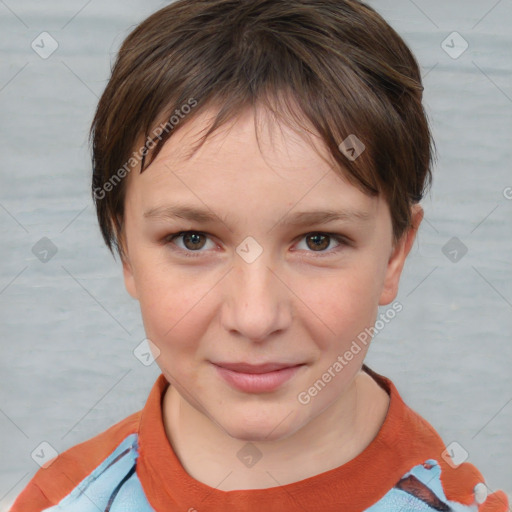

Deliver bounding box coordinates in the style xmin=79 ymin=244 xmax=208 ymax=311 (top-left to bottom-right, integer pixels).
xmin=90 ymin=0 xmax=435 ymax=261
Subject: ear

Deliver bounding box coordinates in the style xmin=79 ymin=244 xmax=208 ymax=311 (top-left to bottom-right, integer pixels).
xmin=118 ymin=222 xmax=138 ymax=300
xmin=122 ymin=254 xmax=138 ymax=300
xmin=379 ymin=204 xmax=424 ymax=305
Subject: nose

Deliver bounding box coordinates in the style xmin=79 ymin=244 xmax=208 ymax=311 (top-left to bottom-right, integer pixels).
xmin=221 ymin=254 xmax=292 ymax=343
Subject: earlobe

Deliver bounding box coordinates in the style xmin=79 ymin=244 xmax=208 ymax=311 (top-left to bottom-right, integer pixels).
xmin=379 ymin=204 xmax=424 ymax=306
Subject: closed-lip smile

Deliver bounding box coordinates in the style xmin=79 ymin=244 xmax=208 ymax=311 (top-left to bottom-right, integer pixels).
xmin=212 ymin=361 xmax=306 ymax=393
xmin=212 ymin=362 xmax=304 ymax=374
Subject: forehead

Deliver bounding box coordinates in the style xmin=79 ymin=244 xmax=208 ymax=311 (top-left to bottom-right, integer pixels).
xmin=149 ymin=105 xmax=334 ymax=176
xmin=123 ymin=105 xmax=385 ymax=224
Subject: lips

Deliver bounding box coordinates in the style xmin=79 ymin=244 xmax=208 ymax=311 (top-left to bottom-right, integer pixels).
xmin=212 ymin=362 xmax=302 ymax=374
xmin=212 ymin=362 xmax=305 ymax=393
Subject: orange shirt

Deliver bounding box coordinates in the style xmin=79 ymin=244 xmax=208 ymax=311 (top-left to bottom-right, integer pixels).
xmin=10 ymin=365 xmax=509 ymax=511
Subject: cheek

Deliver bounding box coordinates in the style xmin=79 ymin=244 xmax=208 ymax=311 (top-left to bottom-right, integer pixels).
xmin=296 ymin=263 xmax=381 ymax=336
xmin=132 ymin=244 xmax=384 ymax=352
xmin=134 ymin=263 xmax=217 ymax=347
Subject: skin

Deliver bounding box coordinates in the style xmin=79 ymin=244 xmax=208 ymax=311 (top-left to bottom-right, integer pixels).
xmin=119 ymin=105 xmax=423 ymax=490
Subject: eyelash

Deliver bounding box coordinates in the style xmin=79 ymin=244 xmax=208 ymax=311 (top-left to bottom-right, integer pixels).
xmin=163 ymin=231 xmax=351 ymax=259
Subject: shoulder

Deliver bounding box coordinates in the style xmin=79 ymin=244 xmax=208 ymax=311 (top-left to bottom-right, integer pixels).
xmin=10 ymin=410 xmax=141 ymax=512
xmin=400 ymin=400 xmax=508 ymax=510
xmin=366 ymin=459 xmax=510 ymax=512
xmin=364 ymin=366 xmax=510 ymax=511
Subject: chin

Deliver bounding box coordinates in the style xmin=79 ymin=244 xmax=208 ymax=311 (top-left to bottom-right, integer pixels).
xmin=221 ymin=411 xmax=304 ymax=443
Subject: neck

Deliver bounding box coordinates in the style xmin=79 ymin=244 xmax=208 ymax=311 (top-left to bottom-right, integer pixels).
xmin=162 ymin=369 xmax=389 ymax=491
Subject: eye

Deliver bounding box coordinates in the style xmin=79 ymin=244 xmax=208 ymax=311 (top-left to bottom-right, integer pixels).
xmin=164 ymin=230 xmax=350 ymax=258
xmin=294 ymin=232 xmax=349 ymax=256
xmin=164 ymin=231 xmax=215 ymax=257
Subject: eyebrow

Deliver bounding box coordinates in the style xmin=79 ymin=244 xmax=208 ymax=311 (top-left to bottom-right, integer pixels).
xmin=143 ymin=204 xmax=372 ymax=227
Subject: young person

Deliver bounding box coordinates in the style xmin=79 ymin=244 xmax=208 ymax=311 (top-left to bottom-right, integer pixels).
xmin=11 ymin=0 xmax=509 ymax=510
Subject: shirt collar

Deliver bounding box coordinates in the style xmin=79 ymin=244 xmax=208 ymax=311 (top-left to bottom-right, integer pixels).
xmin=136 ymin=365 xmax=442 ymax=511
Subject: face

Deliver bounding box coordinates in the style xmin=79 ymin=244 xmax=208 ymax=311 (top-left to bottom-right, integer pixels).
xmin=120 ymin=106 xmax=422 ymax=442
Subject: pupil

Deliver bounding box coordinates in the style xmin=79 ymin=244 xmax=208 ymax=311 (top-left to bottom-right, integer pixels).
xmin=186 ymin=233 xmax=203 ymax=249
xmin=309 ymin=234 xmax=328 ymax=251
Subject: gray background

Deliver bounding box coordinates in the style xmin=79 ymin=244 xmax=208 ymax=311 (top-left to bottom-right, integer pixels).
xmin=1 ymin=0 xmax=511 ymax=509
